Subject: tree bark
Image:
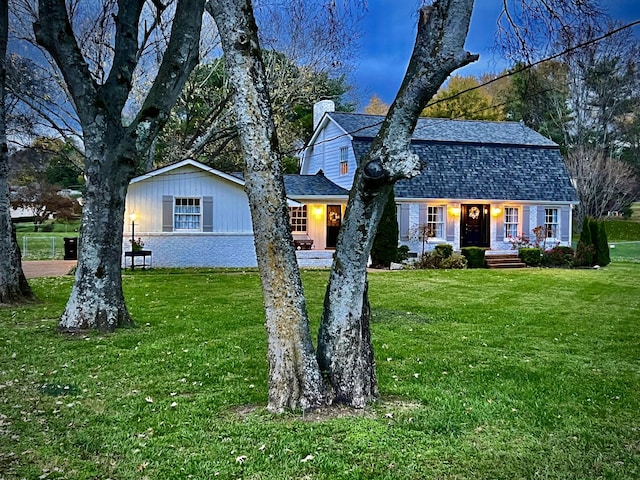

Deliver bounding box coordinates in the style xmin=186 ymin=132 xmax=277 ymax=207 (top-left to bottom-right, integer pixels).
xmin=0 ymin=0 xmax=34 ymax=304
xmin=318 ymin=0 xmax=479 ymax=408
xmin=58 ymin=137 xmax=135 ymax=331
xmin=207 ymin=0 xmax=326 ymax=412
xmin=34 ymin=0 xmax=204 ymax=331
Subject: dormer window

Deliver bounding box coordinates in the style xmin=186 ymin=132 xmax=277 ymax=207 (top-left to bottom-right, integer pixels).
xmin=339 ymin=146 xmax=349 ymax=175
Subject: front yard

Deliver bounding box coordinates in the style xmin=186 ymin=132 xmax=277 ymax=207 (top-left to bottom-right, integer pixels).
xmin=0 ymin=263 xmax=638 ymax=479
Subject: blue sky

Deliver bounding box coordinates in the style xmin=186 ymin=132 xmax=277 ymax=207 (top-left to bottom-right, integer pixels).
xmin=352 ymin=1 xmax=640 ymax=109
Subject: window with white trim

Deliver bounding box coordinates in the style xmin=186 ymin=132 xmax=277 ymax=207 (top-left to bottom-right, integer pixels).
xmin=427 ymin=206 xmax=445 ymax=238
xmin=339 ymin=146 xmax=349 ymax=175
xmin=174 ymin=198 xmax=201 ymax=230
xmin=504 ymin=207 xmax=519 ymax=238
xmin=545 ymin=208 xmax=559 ymax=238
xmin=289 ymin=206 xmax=307 ymax=232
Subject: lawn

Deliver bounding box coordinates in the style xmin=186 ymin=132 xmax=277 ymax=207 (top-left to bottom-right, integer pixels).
xmin=14 ymin=221 xmax=80 ymax=260
xmin=1 ymin=263 xmax=639 ymax=479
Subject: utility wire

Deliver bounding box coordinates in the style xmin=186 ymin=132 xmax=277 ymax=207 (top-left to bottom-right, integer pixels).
xmin=292 ymin=18 xmax=640 ymax=157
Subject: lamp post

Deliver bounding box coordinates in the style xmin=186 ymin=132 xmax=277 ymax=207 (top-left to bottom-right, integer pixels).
xmin=129 ymin=213 xmax=137 ymax=251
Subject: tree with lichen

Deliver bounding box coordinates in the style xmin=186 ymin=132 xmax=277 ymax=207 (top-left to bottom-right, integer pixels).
xmin=209 ymin=0 xmax=605 ymax=412
xmin=0 ymin=0 xmax=33 ymax=304
xmin=28 ymin=0 xmax=205 ymax=331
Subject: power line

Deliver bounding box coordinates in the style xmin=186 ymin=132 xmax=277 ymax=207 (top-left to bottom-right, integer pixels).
xmin=293 ymin=18 xmax=640 ymax=157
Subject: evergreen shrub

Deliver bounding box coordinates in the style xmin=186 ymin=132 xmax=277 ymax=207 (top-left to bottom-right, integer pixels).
xmin=434 ymin=243 xmax=453 ymax=258
xmin=461 ymin=247 xmax=485 ymax=268
xmin=596 ymin=221 xmax=611 ymax=266
xmin=371 ymin=190 xmax=399 ymax=267
xmin=574 ymin=216 xmax=594 ymax=267
xmin=518 ymin=247 xmax=542 ymax=266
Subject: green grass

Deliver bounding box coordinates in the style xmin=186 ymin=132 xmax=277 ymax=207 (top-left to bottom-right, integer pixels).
xmin=602 ymin=218 xmax=640 ymax=242
xmin=1 ymin=265 xmax=639 ymax=479
xmin=15 ymin=221 xmax=80 ymax=260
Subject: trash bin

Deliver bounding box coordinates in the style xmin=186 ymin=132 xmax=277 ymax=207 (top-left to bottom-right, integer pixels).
xmin=63 ymin=237 xmax=78 ymax=260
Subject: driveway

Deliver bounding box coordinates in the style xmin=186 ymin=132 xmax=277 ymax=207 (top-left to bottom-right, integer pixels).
xmin=21 ymin=260 xmax=77 ymax=279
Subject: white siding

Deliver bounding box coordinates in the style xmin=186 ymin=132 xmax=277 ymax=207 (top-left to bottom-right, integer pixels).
xmin=303 ymin=120 xmax=356 ymax=190
xmin=123 ymin=164 xmax=256 ymax=268
xmin=125 ymin=165 xmax=253 ymax=235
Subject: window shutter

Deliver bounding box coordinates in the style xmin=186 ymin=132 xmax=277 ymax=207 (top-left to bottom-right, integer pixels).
xmin=162 ymin=196 xmax=173 ymax=232
xmin=398 ymin=204 xmax=410 ymax=241
xmin=419 ymin=204 xmax=427 ymax=225
xmin=522 ymin=205 xmax=530 ymax=237
xmin=495 ymin=208 xmax=505 ymax=240
xmin=560 ymin=206 xmax=570 ymax=241
xmin=202 ymin=196 xmax=214 ymax=232
xmin=536 ymin=206 xmax=545 ymax=229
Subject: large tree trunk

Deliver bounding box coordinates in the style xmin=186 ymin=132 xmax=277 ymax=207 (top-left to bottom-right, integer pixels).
xmin=58 ymin=140 xmax=135 ymax=331
xmin=318 ymin=0 xmax=479 ymax=408
xmin=0 ymin=1 xmax=34 ymax=304
xmin=34 ymin=0 xmax=204 ymax=331
xmin=207 ymin=0 xmax=326 ymax=412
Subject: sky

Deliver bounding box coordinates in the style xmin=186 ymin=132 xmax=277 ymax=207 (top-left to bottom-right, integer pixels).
xmin=351 ymin=0 xmax=640 ymax=109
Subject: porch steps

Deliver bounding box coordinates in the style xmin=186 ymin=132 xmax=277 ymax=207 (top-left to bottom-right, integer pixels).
xmin=295 ymin=249 xmax=334 ymax=268
xmin=484 ymin=252 xmax=526 ymax=269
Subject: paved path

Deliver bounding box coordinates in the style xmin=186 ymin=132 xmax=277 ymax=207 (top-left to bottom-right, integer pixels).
xmin=22 ymin=260 xmax=77 ymax=279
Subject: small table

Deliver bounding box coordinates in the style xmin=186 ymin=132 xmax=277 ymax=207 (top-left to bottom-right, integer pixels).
xmin=125 ymin=250 xmax=152 ymax=270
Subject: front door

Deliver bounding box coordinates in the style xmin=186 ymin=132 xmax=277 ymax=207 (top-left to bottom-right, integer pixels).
xmin=326 ymin=205 xmax=342 ymax=249
xmin=461 ymin=204 xmax=490 ymax=248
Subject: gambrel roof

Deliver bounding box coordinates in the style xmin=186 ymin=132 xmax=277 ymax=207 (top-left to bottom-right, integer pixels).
xmin=326 ymin=112 xmax=558 ymax=147
xmin=329 ymin=112 xmax=578 ymax=203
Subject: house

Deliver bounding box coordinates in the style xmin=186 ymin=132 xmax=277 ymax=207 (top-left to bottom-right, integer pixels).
xmin=122 ymin=159 xmax=347 ymax=268
xmin=301 ymin=101 xmax=578 ymax=254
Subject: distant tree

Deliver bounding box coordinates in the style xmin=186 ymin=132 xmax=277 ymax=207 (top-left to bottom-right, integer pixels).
xmin=502 ymin=61 xmax=571 ymax=151
xmin=155 ymin=54 xmax=353 ymax=172
xmin=11 ymin=182 xmax=79 ymax=230
xmin=1 ymin=0 xmax=33 ymax=303
xmin=363 ymin=94 xmax=390 ymax=115
xmin=35 ymin=138 xmax=84 ymax=189
xmin=420 ymin=74 xmax=505 ymax=120
xmin=370 ymin=189 xmax=399 ymax=268
xmin=565 ymin=146 xmax=637 ymax=221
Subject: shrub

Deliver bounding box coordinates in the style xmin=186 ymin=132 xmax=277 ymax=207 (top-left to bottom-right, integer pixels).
xmin=40 ymin=223 xmax=54 ymax=232
xmin=440 ymin=254 xmax=467 ymax=269
xmin=518 ymin=247 xmax=542 ymax=266
xmin=434 ymin=243 xmax=453 ymax=259
xmin=542 ymin=246 xmax=574 ymax=267
xmin=396 ymin=245 xmax=410 ymax=263
xmin=371 ymin=190 xmax=399 ymax=267
xmin=414 ymin=252 xmax=442 ymax=269
xmin=413 ymin=251 xmax=467 ymax=269
xmin=461 ymin=247 xmax=485 ymax=268
xmin=574 ymin=216 xmax=594 ymax=267
xmin=596 ymin=221 xmax=611 ymax=266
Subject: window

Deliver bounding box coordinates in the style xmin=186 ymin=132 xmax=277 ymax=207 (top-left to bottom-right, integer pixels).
xmin=545 ymin=208 xmax=559 ymax=238
xmin=504 ymin=207 xmax=519 ymax=238
xmin=339 ymin=146 xmax=349 ymax=175
xmin=289 ymin=206 xmax=307 ymax=232
xmin=174 ymin=198 xmax=201 ymax=230
xmin=427 ymin=206 xmax=445 ymax=238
